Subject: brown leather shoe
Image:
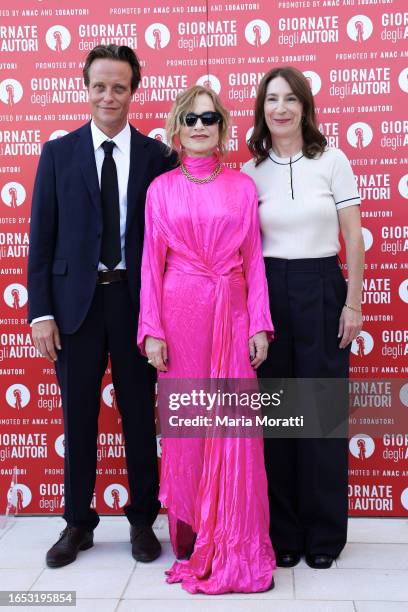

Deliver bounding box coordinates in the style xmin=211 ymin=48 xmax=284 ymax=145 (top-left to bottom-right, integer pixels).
xmin=130 ymin=525 xmax=161 ymax=562
xmin=46 ymin=526 xmax=94 ymax=568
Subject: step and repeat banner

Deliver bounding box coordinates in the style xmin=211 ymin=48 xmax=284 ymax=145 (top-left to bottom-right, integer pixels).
xmin=0 ymin=0 xmax=407 ymax=517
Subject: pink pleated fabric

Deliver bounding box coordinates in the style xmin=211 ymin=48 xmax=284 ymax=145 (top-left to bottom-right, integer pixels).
xmin=138 ymin=155 xmax=276 ymax=594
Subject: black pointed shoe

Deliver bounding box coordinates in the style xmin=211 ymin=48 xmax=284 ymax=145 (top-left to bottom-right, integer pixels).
xmin=130 ymin=525 xmax=161 ymax=562
xmin=276 ymin=551 xmax=301 ymax=568
xmin=305 ymin=553 xmax=334 ymax=569
xmin=46 ymin=526 xmax=94 ymax=568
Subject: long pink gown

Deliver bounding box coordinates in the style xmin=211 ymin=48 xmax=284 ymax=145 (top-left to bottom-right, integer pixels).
xmin=138 ymin=154 xmax=276 ymax=594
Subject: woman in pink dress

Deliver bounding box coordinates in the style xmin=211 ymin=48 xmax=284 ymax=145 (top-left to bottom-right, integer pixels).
xmin=137 ymin=85 xmax=275 ymax=594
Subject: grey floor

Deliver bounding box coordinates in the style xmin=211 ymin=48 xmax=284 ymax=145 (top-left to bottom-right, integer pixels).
xmin=0 ymin=516 xmax=407 ymax=611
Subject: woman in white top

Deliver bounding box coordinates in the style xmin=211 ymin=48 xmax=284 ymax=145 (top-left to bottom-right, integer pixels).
xmin=242 ymin=66 xmax=364 ymax=570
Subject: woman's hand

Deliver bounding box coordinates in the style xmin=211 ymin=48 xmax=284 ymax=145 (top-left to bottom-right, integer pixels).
xmin=249 ymin=331 xmax=268 ymax=369
xmin=145 ymin=336 xmax=168 ymax=372
xmin=338 ymin=306 xmax=363 ymax=349
xmin=338 ymin=206 xmax=364 ymax=349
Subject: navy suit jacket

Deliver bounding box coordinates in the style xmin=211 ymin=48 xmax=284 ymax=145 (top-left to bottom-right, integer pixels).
xmin=28 ymin=122 xmax=176 ymax=334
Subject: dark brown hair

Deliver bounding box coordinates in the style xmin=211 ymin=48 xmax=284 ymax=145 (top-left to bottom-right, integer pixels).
xmin=83 ymin=45 xmax=141 ymax=94
xmin=248 ymin=66 xmax=327 ymax=166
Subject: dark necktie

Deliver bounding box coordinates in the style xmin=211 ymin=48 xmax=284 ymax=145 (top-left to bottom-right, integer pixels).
xmin=100 ymin=140 xmax=121 ymax=270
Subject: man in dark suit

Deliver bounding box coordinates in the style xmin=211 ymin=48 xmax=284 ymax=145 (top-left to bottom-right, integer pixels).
xmin=28 ymin=45 xmax=176 ymax=568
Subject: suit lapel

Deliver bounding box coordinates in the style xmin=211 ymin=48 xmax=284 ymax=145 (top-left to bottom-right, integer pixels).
xmin=77 ymin=122 xmax=101 ymax=212
xmin=126 ymin=125 xmax=149 ymax=236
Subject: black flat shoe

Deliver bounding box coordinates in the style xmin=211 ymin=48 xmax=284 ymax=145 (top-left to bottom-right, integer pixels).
xmin=305 ymin=553 xmax=334 ymax=569
xmin=130 ymin=525 xmax=161 ymax=562
xmin=46 ymin=526 xmax=94 ymax=568
xmin=276 ymin=551 xmax=301 ymax=568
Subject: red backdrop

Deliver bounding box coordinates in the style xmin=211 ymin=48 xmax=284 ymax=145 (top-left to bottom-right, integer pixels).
xmin=0 ymin=0 xmax=407 ymax=517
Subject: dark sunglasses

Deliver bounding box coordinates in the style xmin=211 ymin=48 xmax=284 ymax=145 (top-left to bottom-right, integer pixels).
xmin=183 ymin=111 xmax=222 ymax=127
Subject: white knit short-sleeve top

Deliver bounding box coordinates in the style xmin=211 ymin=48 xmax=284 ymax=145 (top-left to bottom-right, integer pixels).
xmin=241 ymin=147 xmax=361 ymax=259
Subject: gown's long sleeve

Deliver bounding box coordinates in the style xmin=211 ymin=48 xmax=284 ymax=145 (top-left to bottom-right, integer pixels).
xmin=137 ymin=186 xmax=168 ymax=355
xmin=241 ymin=184 xmax=274 ymax=340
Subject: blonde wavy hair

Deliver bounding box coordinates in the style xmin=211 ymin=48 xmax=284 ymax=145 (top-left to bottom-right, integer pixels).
xmin=166 ymin=85 xmax=230 ymax=158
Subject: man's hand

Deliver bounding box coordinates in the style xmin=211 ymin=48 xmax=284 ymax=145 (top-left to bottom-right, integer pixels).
xmin=145 ymin=336 xmax=168 ymax=372
xmin=249 ymin=331 xmax=268 ymax=369
xmin=32 ymin=320 xmax=61 ymax=362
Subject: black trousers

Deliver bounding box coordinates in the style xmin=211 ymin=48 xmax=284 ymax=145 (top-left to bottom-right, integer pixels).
xmin=55 ymin=281 xmax=160 ymax=530
xmin=259 ymin=256 xmax=350 ymax=557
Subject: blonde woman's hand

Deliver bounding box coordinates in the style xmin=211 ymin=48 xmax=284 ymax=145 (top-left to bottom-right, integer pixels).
xmin=249 ymin=331 xmax=268 ymax=369
xmin=145 ymin=336 xmax=168 ymax=372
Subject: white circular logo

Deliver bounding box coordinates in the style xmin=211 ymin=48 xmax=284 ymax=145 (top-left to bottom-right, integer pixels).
xmin=399 ymin=383 xmax=408 ymax=408
xmin=145 ymin=23 xmax=170 ymax=49
xmin=398 ymin=68 xmax=408 ymax=94
xmin=401 ymin=487 xmax=408 ymax=511
xmin=398 ymin=279 xmax=408 ymax=304
xmin=49 ymin=130 xmax=68 ymax=141
xmin=54 ymin=434 xmax=65 ymax=458
xmin=103 ymin=483 xmax=128 ymax=509
xmin=349 ymin=434 xmax=375 ymax=459
xmin=398 ymin=174 xmax=408 ymax=199
xmin=6 ymin=384 xmax=30 ymax=409
xmin=1 ymin=182 xmax=26 ymax=208
xmin=361 ymin=227 xmax=373 ymax=252
xmin=45 ymin=26 xmax=71 ymax=52
xmin=148 ymin=128 xmax=168 ymax=145
xmin=303 ymin=71 xmax=322 ymax=96
xmin=102 ymin=383 xmax=118 ymax=409
xmin=351 ymin=330 xmax=374 ymax=357
xmin=0 ymin=79 xmax=23 ymax=106
xmin=245 ymin=19 xmax=270 ymax=46
xmin=3 ymin=283 xmax=28 ymax=309
xmin=347 ymin=15 xmax=373 ymax=42
xmin=196 ymin=74 xmax=221 ymax=94
xmin=347 ymin=122 xmax=373 ymax=149
xmin=8 ymin=483 xmax=32 ymax=509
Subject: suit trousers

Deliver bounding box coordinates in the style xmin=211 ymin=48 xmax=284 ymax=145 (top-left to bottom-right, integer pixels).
xmin=258 ymin=255 xmax=350 ymax=557
xmin=55 ymin=281 xmax=160 ymax=530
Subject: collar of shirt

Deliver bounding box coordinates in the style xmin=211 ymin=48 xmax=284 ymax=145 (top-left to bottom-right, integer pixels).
xmin=90 ymin=120 xmax=131 ymax=158
xmin=268 ymin=148 xmax=304 ymax=165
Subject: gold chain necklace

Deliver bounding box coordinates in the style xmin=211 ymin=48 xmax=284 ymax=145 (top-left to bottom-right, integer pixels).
xmin=180 ymin=162 xmax=222 ymax=184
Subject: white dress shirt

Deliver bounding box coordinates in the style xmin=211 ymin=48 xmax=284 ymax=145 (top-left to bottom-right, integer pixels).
xmin=91 ymin=119 xmax=130 ymax=271
xmin=32 ymin=120 xmax=131 ymax=325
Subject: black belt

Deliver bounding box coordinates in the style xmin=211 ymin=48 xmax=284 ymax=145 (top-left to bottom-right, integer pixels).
xmin=96 ymin=269 xmax=127 ymax=284
xmin=264 ymin=255 xmax=340 ymax=272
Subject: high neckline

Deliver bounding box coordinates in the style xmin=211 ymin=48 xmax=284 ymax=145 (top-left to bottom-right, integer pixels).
xmin=181 ymin=154 xmax=220 ymax=177
xmin=268 ymin=149 xmax=304 ymax=165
